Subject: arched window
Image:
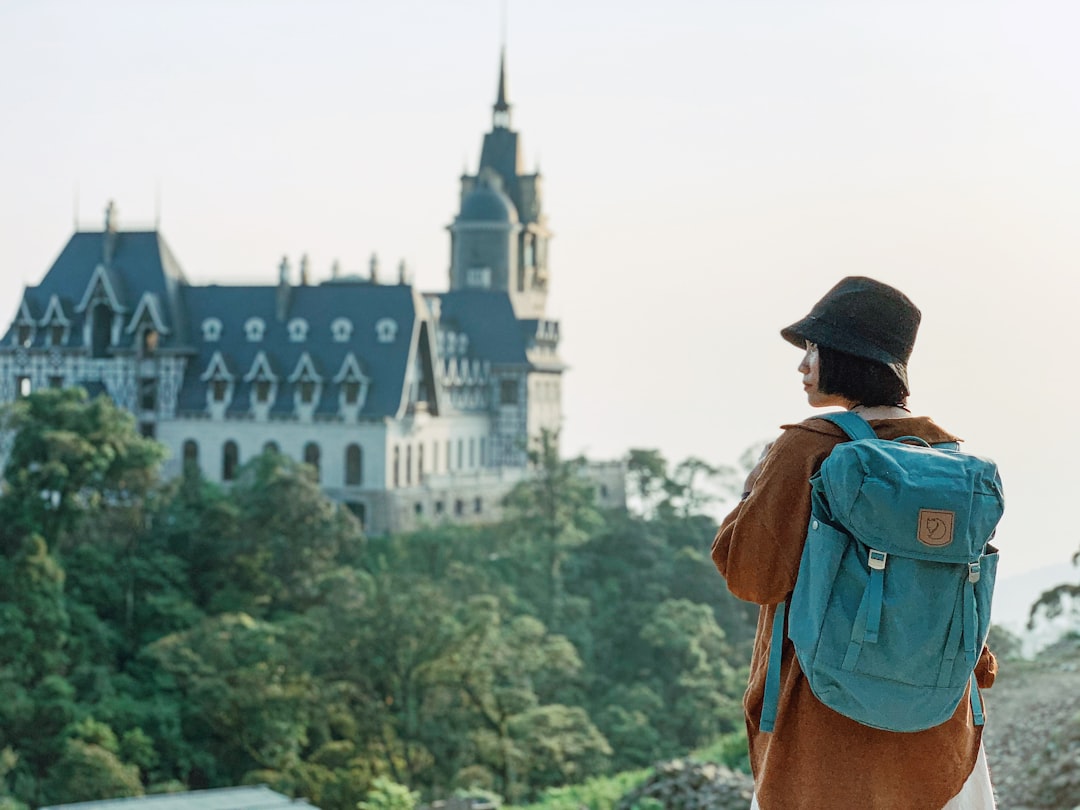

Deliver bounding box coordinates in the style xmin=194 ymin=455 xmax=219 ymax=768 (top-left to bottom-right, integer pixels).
xmin=91 ymin=303 xmax=111 ymax=358
xmin=417 ymin=444 xmax=425 ymax=481
xmin=223 ymin=440 xmax=239 ymax=481
xmin=393 ymin=446 xmax=400 ymax=488
xmin=345 ymin=444 xmax=363 ymax=486
xmin=405 ymin=445 xmax=412 ymax=485
xmin=183 ymin=439 xmax=199 ymax=466
xmin=304 ymin=442 xmax=321 ymax=481
xmin=264 ymin=440 xmax=280 ymax=454
xmin=346 ymin=501 xmax=366 ymax=528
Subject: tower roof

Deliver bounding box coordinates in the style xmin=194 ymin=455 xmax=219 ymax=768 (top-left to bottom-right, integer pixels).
xmin=458 ymin=174 xmax=518 ymax=224
xmin=494 ymin=47 xmax=510 ymax=115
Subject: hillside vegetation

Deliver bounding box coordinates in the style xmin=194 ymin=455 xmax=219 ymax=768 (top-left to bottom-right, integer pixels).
xmin=0 ymin=389 xmax=757 ymax=808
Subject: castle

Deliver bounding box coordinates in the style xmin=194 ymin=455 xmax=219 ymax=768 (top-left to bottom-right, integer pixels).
xmin=0 ymin=53 xmax=625 ymax=533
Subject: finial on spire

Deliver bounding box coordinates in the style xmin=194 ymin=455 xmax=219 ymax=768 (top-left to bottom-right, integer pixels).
xmin=278 ymin=255 xmax=291 ymax=284
xmin=104 ymin=200 xmax=117 ymax=233
xmin=299 ymin=254 xmax=310 ymax=286
xmin=493 ymin=47 xmax=512 ymax=128
xmin=369 ymin=253 xmax=380 ymax=284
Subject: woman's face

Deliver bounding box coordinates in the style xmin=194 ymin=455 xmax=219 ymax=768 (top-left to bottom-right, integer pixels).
xmin=799 ymin=342 xmax=850 ymax=408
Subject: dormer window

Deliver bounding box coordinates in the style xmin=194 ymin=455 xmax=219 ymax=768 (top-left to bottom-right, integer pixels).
xmin=40 ymin=296 xmax=71 ymax=348
xmin=211 ymin=379 xmax=229 ymax=403
xmin=375 ymin=318 xmax=398 ymax=344
xmin=458 ymin=334 xmax=469 ymax=354
xmin=243 ymin=351 xmax=278 ymax=413
xmin=142 ymin=328 xmax=159 ymax=354
xmin=288 ymin=352 xmax=322 ymax=411
xmin=288 ymin=318 xmax=309 ymax=342
xmin=334 ymin=353 xmax=370 ymax=413
xmin=342 ymin=381 xmax=359 ymax=404
xmin=200 ymin=351 xmax=235 ymax=409
xmin=331 ymin=317 xmax=353 ymax=343
xmin=244 ymin=318 xmax=266 ymax=342
xmin=16 ymin=324 xmax=33 ymax=347
xmin=253 ymin=379 xmax=273 ymax=404
xmin=202 ymin=318 xmax=223 ymax=342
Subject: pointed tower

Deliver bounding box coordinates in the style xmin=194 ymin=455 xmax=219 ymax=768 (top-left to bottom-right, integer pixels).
xmin=449 ymin=49 xmax=552 ymax=319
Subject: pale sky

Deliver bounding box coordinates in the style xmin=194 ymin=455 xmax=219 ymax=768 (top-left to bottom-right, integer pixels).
xmin=3 ymin=1 xmax=1079 ymax=588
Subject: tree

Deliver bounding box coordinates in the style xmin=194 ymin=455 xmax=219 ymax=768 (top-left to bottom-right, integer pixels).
xmin=639 ymin=599 xmax=742 ymax=748
xmin=358 ymin=777 xmax=419 ymax=810
xmin=434 ymin=596 xmax=589 ymax=800
xmin=1028 ymin=548 xmax=1080 ymax=633
xmin=210 ymin=450 xmax=364 ymax=616
xmin=501 ymin=430 xmax=602 ymax=628
xmin=506 ymin=705 xmax=611 ymax=792
xmin=147 ymin=613 xmax=318 ymax=782
xmin=0 ymin=388 xmax=163 ymax=552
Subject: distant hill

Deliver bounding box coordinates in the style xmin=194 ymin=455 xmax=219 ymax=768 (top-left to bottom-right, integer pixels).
xmin=993 ymin=559 xmax=1078 ymax=656
xmin=994 ymin=560 xmax=1076 ymax=631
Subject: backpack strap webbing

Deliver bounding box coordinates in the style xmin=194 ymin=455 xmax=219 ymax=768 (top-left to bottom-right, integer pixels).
xmin=969 ymin=671 xmax=985 ymax=726
xmin=816 ymin=411 xmax=877 ymax=441
xmin=760 ymin=601 xmax=787 ymax=733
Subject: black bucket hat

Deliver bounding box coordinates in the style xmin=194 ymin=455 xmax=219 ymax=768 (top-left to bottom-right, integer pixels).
xmin=780 ymin=276 xmax=921 ymax=391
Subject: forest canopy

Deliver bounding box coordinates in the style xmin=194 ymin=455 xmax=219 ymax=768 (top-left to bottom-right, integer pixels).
xmin=0 ymin=389 xmax=757 ymax=808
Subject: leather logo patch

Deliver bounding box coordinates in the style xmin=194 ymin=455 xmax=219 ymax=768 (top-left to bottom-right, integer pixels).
xmin=918 ymin=509 xmax=955 ymax=547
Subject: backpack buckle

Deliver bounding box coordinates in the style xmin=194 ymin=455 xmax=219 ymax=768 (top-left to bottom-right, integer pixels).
xmin=968 ymin=562 xmax=981 ymax=584
xmin=868 ymin=549 xmax=888 ymax=571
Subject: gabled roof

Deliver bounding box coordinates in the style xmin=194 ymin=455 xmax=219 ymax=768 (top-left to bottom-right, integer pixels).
xmin=437 ymin=290 xmax=529 ymax=364
xmin=177 ymin=283 xmax=418 ymax=418
xmin=2 ymin=230 xmax=190 ymax=350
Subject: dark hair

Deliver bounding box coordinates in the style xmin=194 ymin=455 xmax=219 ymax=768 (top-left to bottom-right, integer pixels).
xmin=817 ymin=345 xmax=909 ymax=407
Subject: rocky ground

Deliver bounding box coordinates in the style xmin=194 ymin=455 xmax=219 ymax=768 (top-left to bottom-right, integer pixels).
xmin=983 ymin=636 xmax=1080 ymax=809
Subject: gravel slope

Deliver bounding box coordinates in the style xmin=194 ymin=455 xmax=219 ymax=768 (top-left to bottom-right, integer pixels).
xmin=982 ymin=639 xmax=1080 ymax=810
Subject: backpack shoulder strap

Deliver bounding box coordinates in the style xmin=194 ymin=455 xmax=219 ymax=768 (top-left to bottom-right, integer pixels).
xmin=815 ymin=410 xmax=877 ymax=441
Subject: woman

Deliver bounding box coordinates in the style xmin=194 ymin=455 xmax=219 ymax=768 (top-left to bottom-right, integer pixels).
xmin=712 ymin=277 xmax=996 ymax=810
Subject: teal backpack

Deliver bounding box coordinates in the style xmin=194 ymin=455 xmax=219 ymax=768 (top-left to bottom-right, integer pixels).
xmin=760 ymin=411 xmax=1004 ymax=733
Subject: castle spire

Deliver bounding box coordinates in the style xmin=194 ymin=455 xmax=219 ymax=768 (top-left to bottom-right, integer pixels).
xmin=493 ymin=48 xmax=511 ymax=129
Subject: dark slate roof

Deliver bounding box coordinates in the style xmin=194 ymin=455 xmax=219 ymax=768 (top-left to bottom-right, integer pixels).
xmin=479 ymin=127 xmax=522 ymax=205
xmin=177 ymin=282 xmax=418 ymax=419
xmin=437 ymin=290 xmax=529 ymax=364
xmin=3 ymin=230 xmax=190 ymax=350
xmin=458 ymin=183 xmax=518 ymax=223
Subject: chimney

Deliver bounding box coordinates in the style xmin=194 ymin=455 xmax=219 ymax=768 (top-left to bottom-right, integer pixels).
xmin=276 ymin=255 xmax=292 ymax=321
xmin=103 ymin=200 xmax=118 ymax=266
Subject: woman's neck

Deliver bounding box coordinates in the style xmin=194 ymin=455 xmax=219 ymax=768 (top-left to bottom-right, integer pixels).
xmin=848 ymin=404 xmax=911 ymax=420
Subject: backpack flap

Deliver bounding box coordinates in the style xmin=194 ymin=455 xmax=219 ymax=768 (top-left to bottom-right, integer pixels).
xmin=817 ymin=440 xmax=1004 ymax=563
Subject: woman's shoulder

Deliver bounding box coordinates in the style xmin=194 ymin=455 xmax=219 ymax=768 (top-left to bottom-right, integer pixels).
xmin=779 ymin=413 xmax=961 ymax=445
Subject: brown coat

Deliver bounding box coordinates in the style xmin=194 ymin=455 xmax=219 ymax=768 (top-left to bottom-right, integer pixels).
xmin=712 ymin=416 xmax=997 ymax=810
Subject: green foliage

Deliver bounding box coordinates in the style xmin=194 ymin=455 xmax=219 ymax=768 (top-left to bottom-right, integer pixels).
xmin=41 ymin=738 xmax=143 ymax=803
xmin=358 ymin=776 xmax=419 ymax=810
xmin=0 ymin=388 xmax=164 ymax=548
xmin=506 ymin=767 xmax=650 ymax=810
xmin=0 ymin=390 xmax=753 ymax=806
xmin=692 ymin=730 xmax=752 ymax=774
